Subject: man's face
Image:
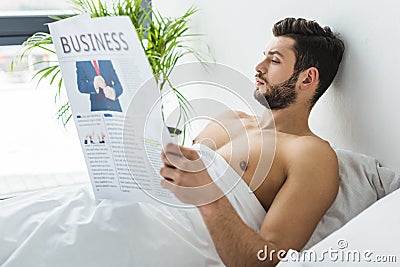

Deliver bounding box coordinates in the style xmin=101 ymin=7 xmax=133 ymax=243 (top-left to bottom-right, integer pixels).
xmin=254 ymin=36 xmax=300 ymax=110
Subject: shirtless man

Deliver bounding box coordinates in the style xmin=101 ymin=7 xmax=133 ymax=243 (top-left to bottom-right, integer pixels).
xmin=160 ymin=17 xmax=345 ymax=266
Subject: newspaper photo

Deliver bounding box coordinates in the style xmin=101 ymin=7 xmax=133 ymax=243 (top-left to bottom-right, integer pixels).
xmin=49 ymin=14 xmax=182 ymax=205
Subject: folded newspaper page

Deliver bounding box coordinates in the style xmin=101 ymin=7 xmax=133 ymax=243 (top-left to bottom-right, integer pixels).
xmin=49 ymin=14 xmax=183 ymax=205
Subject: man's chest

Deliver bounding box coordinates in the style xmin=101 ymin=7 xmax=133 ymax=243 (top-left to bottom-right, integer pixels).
xmin=216 ymin=130 xmax=288 ymax=209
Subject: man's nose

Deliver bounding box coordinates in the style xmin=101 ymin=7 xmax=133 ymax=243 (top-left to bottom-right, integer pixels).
xmin=255 ymin=60 xmax=267 ymax=75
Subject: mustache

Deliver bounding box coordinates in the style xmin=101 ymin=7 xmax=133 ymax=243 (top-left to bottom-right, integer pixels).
xmin=255 ymin=72 xmax=268 ymax=84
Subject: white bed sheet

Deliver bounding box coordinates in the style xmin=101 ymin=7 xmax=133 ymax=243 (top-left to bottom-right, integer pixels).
xmin=0 ymin=145 xmax=266 ymax=267
xmin=1 ymin=147 xmax=398 ymax=266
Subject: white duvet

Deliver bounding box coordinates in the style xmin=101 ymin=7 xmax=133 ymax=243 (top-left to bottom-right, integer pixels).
xmin=0 ymin=145 xmax=266 ymax=267
xmin=1 ymin=146 xmax=398 ymax=266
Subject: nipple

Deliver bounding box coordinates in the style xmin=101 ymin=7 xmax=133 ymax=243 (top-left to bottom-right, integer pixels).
xmin=239 ymin=160 xmax=248 ymax=171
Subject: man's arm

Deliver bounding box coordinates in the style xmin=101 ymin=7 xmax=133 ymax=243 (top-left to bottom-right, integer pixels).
xmin=258 ymin=138 xmax=339 ymax=252
xmin=160 ymin=140 xmax=339 ymax=266
xmin=104 ymin=61 xmax=123 ymax=98
xmin=76 ymin=62 xmax=97 ymax=94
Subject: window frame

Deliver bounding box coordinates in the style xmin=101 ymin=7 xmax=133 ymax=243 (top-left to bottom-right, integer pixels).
xmin=0 ymin=14 xmax=61 ymax=46
xmin=0 ymin=0 xmax=151 ymax=46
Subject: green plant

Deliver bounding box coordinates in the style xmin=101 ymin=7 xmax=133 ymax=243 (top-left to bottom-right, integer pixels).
xmin=13 ymin=0 xmax=206 ymax=137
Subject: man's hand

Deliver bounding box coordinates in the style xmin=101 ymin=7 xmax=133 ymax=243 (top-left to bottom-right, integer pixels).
xmin=103 ymin=86 xmax=116 ymax=100
xmin=93 ymin=75 xmax=106 ymax=93
xmin=160 ymin=143 xmax=223 ymax=206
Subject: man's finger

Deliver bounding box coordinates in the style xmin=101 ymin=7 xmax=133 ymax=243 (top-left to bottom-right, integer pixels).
xmin=160 ymin=178 xmax=176 ymax=193
xmin=165 ymin=143 xmax=200 ymax=161
xmin=164 ymin=143 xmax=182 ymax=156
xmin=159 ymin=166 xmax=180 ymax=184
xmin=162 ymin=151 xmax=187 ymax=169
xmin=161 ymin=150 xmax=177 ymax=168
xmin=163 ymin=150 xmax=206 ymax=173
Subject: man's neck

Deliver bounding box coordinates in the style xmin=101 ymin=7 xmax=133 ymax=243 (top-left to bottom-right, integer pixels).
xmin=259 ymin=105 xmax=313 ymax=137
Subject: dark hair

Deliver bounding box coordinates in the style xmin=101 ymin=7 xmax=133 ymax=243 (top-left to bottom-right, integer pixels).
xmin=272 ymin=18 xmax=345 ymax=108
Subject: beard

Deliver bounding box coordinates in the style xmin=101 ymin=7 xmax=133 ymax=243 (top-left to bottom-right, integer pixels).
xmin=253 ymin=71 xmax=300 ymax=110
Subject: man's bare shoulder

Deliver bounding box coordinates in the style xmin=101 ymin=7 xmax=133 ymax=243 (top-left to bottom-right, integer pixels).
xmin=215 ymin=110 xmax=254 ymax=120
xmin=284 ymin=135 xmax=339 ymax=184
xmin=292 ymin=135 xmax=337 ymax=160
xmin=292 ymin=135 xmax=334 ymax=148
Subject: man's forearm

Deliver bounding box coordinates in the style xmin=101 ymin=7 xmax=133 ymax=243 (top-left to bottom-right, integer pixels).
xmin=198 ymin=196 xmax=279 ymax=267
xmin=159 ymin=143 xmax=283 ymax=266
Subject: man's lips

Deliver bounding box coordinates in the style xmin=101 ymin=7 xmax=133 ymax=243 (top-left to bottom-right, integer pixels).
xmin=255 ymin=77 xmax=265 ymax=86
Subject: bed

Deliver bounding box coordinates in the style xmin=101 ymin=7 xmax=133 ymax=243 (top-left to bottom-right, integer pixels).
xmin=278 ymin=188 xmax=400 ymax=266
xmin=277 ymin=150 xmax=400 ymax=266
xmin=0 ymin=145 xmax=399 ymax=266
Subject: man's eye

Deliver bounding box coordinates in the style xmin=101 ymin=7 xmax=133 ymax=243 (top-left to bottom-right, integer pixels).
xmin=271 ymin=59 xmax=280 ymax=64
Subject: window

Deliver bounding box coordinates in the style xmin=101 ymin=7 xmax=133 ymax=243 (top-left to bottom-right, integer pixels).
xmin=0 ymin=1 xmax=85 ymax=198
xmin=0 ymin=1 xmax=71 ymax=11
xmin=0 ymin=44 xmax=90 ymax=198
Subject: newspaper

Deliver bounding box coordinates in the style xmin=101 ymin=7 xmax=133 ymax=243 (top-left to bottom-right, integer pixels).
xmin=49 ymin=14 xmax=182 ymax=205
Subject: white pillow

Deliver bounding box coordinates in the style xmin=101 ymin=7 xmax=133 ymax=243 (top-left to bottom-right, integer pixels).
xmin=303 ymin=149 xmax=400 ymax=249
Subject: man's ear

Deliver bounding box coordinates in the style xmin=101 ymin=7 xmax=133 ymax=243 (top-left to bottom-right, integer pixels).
xmin=300 ymin=67 xmax=319 ymax=90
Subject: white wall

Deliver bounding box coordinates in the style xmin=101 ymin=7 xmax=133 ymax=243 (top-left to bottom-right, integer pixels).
xmin=154 ymin=0 xmax=400 ymax=171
